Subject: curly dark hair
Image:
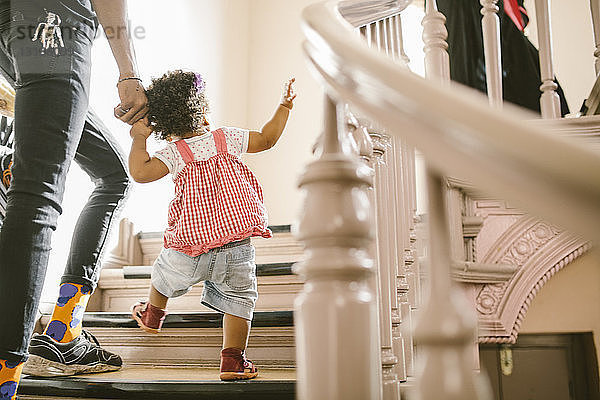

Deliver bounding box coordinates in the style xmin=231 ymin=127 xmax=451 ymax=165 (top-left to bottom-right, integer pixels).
xmin=145 ymin=70 xmax=210 ymax=140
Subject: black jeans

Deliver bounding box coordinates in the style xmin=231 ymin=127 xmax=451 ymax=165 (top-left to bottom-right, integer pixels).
xmin=0 ymin=6 xmax=130 ymax=363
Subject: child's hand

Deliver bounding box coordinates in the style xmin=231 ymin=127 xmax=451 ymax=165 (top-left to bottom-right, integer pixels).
xmin=130 ymin=117 xmax=153 ymax=140
xmin=280 ymin=78 xmax=297 ymax=110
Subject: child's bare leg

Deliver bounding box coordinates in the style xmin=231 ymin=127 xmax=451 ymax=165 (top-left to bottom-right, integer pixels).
xmin=222 ymin=313 xmax=251 ymax=350
xmin=149 ymin=285 xmax=168 ymax=309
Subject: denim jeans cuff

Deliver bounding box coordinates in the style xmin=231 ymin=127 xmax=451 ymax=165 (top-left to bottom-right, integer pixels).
xmin=60 ymin=275 xmax=96 ymax=293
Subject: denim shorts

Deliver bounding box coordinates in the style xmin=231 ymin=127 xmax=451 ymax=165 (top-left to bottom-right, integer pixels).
xmin=152 ymin=239 xmax=258 ymax=321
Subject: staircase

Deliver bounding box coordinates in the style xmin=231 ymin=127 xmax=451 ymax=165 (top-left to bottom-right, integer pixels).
xmin=17 ymin=222 xmax=301 ymax=399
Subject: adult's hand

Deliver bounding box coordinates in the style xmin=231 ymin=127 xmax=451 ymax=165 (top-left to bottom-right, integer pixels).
xmin=114 ymin=79 xmax=148 ymax=125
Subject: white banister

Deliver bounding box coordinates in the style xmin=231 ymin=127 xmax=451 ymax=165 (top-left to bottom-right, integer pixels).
xmin=302 ymin=2 xmax=600 ymax=243
xmin=384 ymin=138 xmax=408 ymax=384
xmin=370 ymin=129 xmax=402 ymax=399
xmin=420 ymin=1 xmax=490 ymax=396
xmin=480 ymin=0 xmax=503 ymax=108
xmin=294 ymin=96 xmax=381 ymax=400
xmin=400 ymin=141 xmax=418 ymax=376
xmin=413 ymin=170 xmax=489 ymax=400
xmin=390 ymin=135 xmax=415 ymax=378
xmin=590 ymin=0 xmax=600 ymax=75
xmin=349 ymin=112 xmax=385 ymax=399
xmin=534 ymin=0 xmax=561 ymax=119
xmin=393 ymin=15 xmax=411 ymax=65
xmin=422 ymin=0 xmax=450 ymax=82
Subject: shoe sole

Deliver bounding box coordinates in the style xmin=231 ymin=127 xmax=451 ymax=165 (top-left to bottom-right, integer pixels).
xmin=22 ymin=354 xmax=121 ymax=377
xmin=220 ymin=371 xmax=259 ymax=381
xmin=131 ymin=305 xmax=161 ymax=334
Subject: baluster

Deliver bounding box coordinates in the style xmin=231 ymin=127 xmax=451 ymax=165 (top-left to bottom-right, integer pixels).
xmin=480 ymin=0 xmax=503 ymax=108
xmin=393 ymin=138 xmax=416 ymax=377
xmin=369 ymin=126 xmax=401 ymax=400
xmin=401 ymin=141 xmax=418 ymax=376
xmin=385 ymin=17 xmax=397 ymax=60
xmin=384 ymin=135 xmax=408 ymax=384
xmin=367 ymin=22 xmax=377 ymax=49
xmin=390 ymin=135 xmax=414 ymax=379
xmin=413 ymin=170 xmax=489 ymax=400
xmin=590 ymin=0 xmax=600 ymax=75
xmin=350 ymin=114 xmax=385 ymax=399
xmin=294 ymin=97 xmax=380 ymax=400
xmin=368 ymin=21 xmax=404 ymax=390
xmin=392 ymin=14 xmax=411 ymax=65
xmin=534 ymin=0 xmax=561 ymax=118
xmin=422 ymin=0 xmax=451 ymax=82
xmin=359 ymin=25 xmax=367 ymax=39
xmin=377 ymin=19 xmax=390 ymax=55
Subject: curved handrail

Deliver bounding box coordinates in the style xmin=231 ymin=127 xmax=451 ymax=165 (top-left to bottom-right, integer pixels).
xmin=302 ymin=1 xmax=600 ymax=244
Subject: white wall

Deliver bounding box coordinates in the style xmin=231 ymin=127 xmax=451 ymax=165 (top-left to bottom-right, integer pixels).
xmin=243 ymin=0 xmax=323 ymax=225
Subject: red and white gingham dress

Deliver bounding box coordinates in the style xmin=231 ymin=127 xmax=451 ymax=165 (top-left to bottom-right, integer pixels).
xmin=159 ymin=128 xmax=272 ymax=256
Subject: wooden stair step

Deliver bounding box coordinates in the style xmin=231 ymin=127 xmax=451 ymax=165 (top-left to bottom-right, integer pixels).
xmin=63 ymin=311 xmax=296 ymax=368
xmin=19 ymin=366 xmax=295 ymax=400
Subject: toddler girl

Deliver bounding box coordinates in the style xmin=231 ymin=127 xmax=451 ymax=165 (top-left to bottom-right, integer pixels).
xmin=127 ymin=70 xmax=295 ymax=380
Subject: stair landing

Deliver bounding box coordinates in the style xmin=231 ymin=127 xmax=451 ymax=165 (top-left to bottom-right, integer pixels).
xmin=19 ymin=366 xmax=295 ymax=400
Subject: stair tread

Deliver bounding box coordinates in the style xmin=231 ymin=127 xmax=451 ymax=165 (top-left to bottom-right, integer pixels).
xmin=20 ymin=366 xmax=295 ymax=400
xmin=81 ymin=310 xmax=294 ymax=328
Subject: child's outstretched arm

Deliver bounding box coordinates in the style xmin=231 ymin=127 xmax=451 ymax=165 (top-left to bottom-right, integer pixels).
xmin=248 ymin=78 xmax=297 ymax=153
xmin=128 ymin=119 xmax=169 ymax=183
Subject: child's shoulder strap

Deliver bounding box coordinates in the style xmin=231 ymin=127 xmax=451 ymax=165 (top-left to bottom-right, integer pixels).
xmin=174 ymin=139 xmax=195 ymax=164
xmin=213 ymin=128 xmax=228 ymax=154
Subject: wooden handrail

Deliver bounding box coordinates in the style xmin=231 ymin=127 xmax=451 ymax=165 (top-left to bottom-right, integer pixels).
xmin=302 ymin=1 xmax=600 ymax=244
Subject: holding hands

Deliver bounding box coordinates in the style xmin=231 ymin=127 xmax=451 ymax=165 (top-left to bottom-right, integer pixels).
xmin=280 ymin=78 xmax=297 ymax=110
xmin=115 ymin=77 xmax=149 ymax=125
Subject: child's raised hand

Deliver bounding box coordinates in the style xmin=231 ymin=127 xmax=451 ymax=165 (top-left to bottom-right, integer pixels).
xmin=280 ymin=78 xmax=297 ymax=110
xmin=130 ymin=117 xmax=153 ymax=140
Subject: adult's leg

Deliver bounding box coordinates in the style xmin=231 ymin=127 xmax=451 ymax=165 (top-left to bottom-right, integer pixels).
xmin=0 ymin=9 xmax=93 ymax=371
xmin=43 ymin=109 xmax=131 ymax=343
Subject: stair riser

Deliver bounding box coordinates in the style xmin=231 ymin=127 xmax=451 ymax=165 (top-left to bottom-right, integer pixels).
xmin=85 ymin=327 xmax=296 ymax=368
xmin=94 ymin=276 xmax=302 ymax=312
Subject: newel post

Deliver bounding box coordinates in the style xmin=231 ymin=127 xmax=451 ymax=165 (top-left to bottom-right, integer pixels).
xmin=294 ymin=96 xmax=381 ymax=400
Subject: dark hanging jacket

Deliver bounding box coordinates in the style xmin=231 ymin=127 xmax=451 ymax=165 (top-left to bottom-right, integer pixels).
xmin=436 ymin=0 xmax=569 ymax=116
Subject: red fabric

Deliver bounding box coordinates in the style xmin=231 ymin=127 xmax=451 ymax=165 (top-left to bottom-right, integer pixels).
xmin=164 ymin=129 xmax=272 ymax=256
xmin=213 ymin=129 xmax=228 ymax=154
xmin=174 ymin=140 xmax=195 ymax=164
xmin=504 ymin=0 xmax=526 ymax=31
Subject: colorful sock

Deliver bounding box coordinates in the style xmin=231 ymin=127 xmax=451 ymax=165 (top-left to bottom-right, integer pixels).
xmin=0 ymin=359 xmax=23 ymax=400
xmin=43 ymin=283 xmax=91 ymax=343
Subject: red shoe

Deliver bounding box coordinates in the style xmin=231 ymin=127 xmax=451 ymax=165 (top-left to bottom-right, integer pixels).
xmin=131 ymin=301 xmax=167 ymax=334
xmin=220 ymin=348 xmax=259 ymax=381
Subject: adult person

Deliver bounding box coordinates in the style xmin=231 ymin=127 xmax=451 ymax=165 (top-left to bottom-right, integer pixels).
xmin=0 ymin=0 xmax=146 ymax=397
